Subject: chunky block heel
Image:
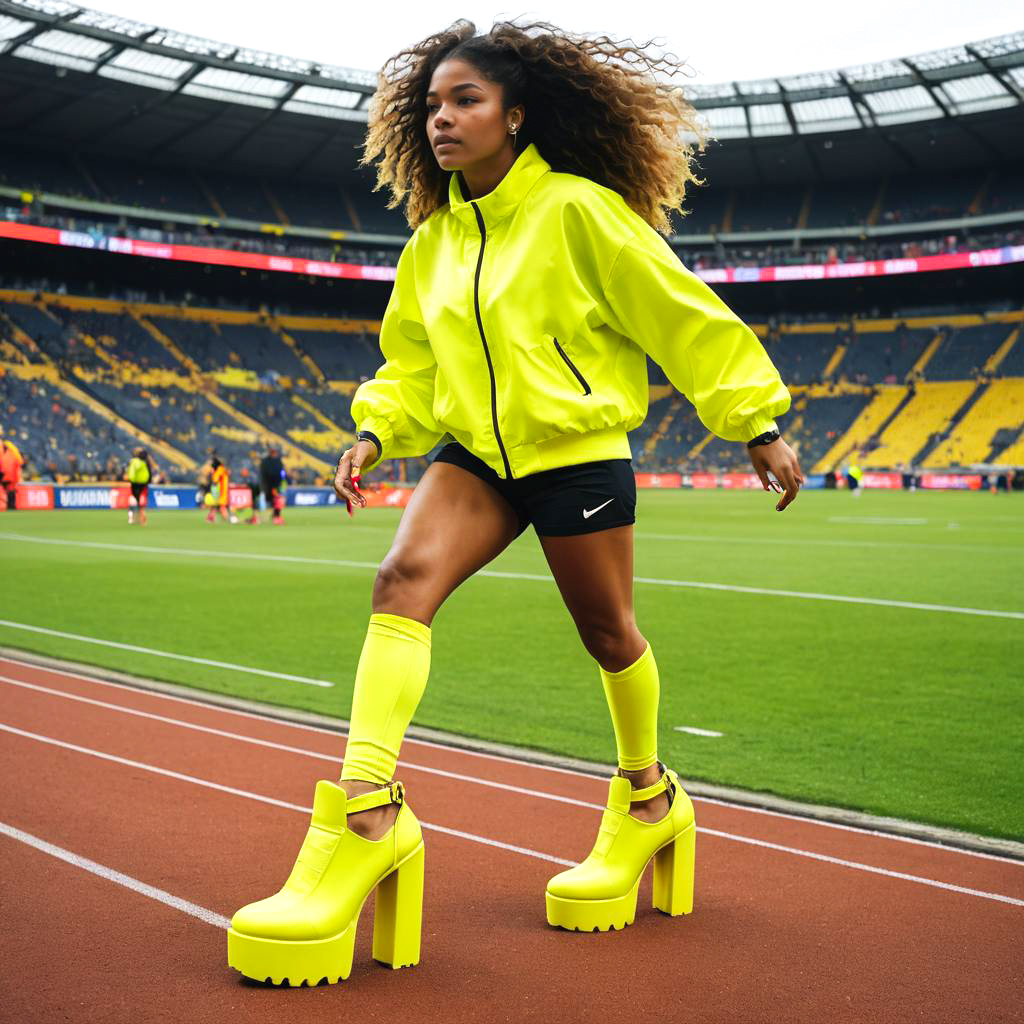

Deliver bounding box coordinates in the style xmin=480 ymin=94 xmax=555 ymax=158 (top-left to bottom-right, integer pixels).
xmin=546 ymin=764 xmax=696 ymax=932
xmin=652 ymin=821 xmax=695 ymax=915
xmin=373 ymin=842 xmax=425 ymax=968
xmin=227 ymin=779 xmax=424 ymax=985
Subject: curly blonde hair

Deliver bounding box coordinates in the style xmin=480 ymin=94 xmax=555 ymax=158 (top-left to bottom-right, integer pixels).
xmin=360 ymin=19 xmax=709 ymax=235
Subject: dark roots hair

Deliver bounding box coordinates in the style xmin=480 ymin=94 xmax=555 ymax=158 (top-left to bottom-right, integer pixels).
xmin=360 ymin=19 xmax=710 ymax=235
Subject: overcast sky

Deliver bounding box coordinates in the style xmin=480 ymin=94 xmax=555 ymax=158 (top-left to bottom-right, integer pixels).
xmin=79 ymin=0 xmax=1021 ymax=84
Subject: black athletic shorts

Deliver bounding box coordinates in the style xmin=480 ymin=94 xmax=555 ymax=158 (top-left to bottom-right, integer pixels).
xmin=130 ymin=482 xmax=148 ymax=502
xmin=431 ymin=440 xmax=636 ymax=538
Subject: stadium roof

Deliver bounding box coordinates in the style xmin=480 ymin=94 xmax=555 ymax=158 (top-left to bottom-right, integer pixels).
xmin=1 ymin=0 xmax=1022 ymax=184
xmin=2 ymin=0 xmax=1023 ymax=132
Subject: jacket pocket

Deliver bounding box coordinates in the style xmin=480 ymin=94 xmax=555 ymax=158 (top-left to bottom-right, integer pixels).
xmin=432 ymin=365 xmax=457 ymax=424
xmin=552 ymin=337 xmax=592 ymax=396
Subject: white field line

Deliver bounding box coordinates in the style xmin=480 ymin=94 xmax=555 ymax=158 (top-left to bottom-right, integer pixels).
xmin=0 ymin=821 xmax=232 ymax=929
xmin=675 ymin=726 xmax=725 ymax=737
xmin=2 ymin=715 xmax=1023 ymax=907
xmin=8 ymin=526 xmax=1022 ymax=557
xmin=2 ymin=534 xmax=1021 ymax=620
xmin=0 ymin=621 xmax=333 ymax=688
xmin=635 ymin=532 xmax=1023 ymax=554
xmin=827 ymin=517 xmax=929 ymax=525
xmin=0 ymin=722 xmax=574 ymax=868
xmin=5 ymin=654 xmax=1021 ymax=868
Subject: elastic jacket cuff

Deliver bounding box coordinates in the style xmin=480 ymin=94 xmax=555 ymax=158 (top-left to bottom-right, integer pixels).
xmin=356 ymin=418 xmax=393 ymax=472
xmin=742 ymin=416 xmax=779 ymax=442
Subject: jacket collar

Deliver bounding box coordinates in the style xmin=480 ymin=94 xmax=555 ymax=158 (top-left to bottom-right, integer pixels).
xmin=447 ymin=142 xmax=550 ymax=230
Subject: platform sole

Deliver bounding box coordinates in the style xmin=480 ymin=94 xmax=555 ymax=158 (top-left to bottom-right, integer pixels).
xmin=227 ymin=915 xmax=360 ymax=986
xmin=545 ymin=823 xmax=696 ymax=931
xmin=545 ymin=880 xmax=641 ymax=932
xmin=227 ymin=843 xmax=425 ymax=985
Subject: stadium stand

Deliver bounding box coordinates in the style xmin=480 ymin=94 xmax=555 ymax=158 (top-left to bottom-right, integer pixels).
xmin=804 ymin=180 xmax=879 ymax=230
xmin=3 ymin=286 xmax=1023 ymax=481
xmin=6 ymin=136 xmax=1019 ymax=273
xmin=859 ymin=381 xmax=978 ymax=469
xmin=832 ymin=324 xmax=934 ymax=385
xmin=922 ymin=378 xmax=1024 ymax=468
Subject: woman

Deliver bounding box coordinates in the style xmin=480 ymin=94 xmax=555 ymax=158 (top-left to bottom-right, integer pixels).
xmin=228 ymin=19 xmax=803 ymax=986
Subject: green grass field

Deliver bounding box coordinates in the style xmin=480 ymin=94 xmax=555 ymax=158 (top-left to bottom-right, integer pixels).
xmin=2 ymin=488 xmax=1022 ymax=840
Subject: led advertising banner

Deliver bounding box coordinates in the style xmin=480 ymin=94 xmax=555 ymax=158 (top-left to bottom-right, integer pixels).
xmin=634 ymin=473 xmax=683 ymax=488
xmin=54 ymin=485 xmax=130 ymax=509
xmin=0 ymin=220 xmax=398 ymax=282
xmin=920 ymin=474 xmax=983 ymax=490
xmin=3 ymin=218 xmax=1021 ymax=285
xmin=15 ymin=484 xmax=54 ymax=509
xmin=860 ymin=472 xmax=904 ymax=489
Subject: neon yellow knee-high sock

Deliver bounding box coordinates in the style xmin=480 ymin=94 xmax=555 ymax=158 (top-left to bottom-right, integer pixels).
xmin=599 ymin=642 xmax=660 ymax=772
xmin=340 ymin=613 xmax=431 ymax=785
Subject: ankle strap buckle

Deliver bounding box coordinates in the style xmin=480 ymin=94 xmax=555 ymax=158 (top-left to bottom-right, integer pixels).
xmin=627 ymin=770 xmax=670 ymax=803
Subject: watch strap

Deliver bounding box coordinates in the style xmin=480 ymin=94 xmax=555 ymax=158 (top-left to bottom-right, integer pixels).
xmin=355 ymin=430 xmax=382 ymax=461
xmin=746 ymin=428 xmax=781 ymax=449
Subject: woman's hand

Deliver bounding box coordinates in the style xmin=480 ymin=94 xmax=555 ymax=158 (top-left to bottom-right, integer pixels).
xmin=333 ymin=440 xmax=378 ymax=514
xmin=749 ymin=438 xmax=804 ymax=511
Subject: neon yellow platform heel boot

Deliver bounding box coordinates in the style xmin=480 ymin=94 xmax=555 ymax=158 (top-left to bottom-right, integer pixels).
xmin=545 ymin=763 xmax=695 ymax=931
xmin=227 ymin=779 xmax=424 ymax=985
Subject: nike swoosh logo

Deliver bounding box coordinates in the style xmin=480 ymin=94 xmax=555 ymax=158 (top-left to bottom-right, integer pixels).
xmin=582 ymin=498 xmax=614 ymax=519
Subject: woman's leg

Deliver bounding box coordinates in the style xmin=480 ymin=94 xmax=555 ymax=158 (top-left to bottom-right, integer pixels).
xmin=341 ymin=460 xmax=523 ymax=836
xmin=538 ymin=524 xmax=669 ymax=821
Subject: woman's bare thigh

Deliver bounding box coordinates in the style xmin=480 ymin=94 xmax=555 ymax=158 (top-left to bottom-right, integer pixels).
xmin=372 ymin=460 xmax=523 ymax=625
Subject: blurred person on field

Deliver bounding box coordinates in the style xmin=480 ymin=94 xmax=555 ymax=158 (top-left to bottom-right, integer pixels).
xmin=124 ymin=446 xmax=156 ymax=526
xmin=197 ymin=452 xmax=215 ymax=516
xmin=207 ymin=457 xmax=237 ymax=524
xmin=0 ymin=437 xmax=24 ymax=509
xmin=846 ymin=460 xmax=863 ymax=497
xmin=243 ymin=460 xmax=263 ymax=525
xmin=253 ymin=444 xmax=288 ymax=525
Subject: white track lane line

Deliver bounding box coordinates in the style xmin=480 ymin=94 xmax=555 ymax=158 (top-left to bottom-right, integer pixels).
xmin=0 ymin=722 xmax=574 ymax=868
xmin=0 ymin=622 xmax=332 ymax=688
xmin=0 ymin=821 xmax=231 ymax=929
xmin=3 ymin=657 xmax=1021 ymax=867
xmin=3 ymin=534 xmax=1021 ymax=619
xmin=0 ymin=676 xmax=603 ymax=811
xmin=3 ymin=720 xmax=1022 ymax=906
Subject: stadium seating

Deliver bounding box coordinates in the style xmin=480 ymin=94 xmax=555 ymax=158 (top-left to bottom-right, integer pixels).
xmin=2 ymin=284 xmax=1023 ymax=482
xmin=860 ymin=381 xmax=977 ymax=469
xmin=834 ymin=325 xmax=934 ymax=384
xmin=923 ymin=379 xmax=1024 ymax=468
xmin=0 ymin=370 xmax=149 ymax=478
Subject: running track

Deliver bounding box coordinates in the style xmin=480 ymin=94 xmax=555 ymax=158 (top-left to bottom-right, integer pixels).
xmin=0 ymin=654 xmax=1021 ymax=1023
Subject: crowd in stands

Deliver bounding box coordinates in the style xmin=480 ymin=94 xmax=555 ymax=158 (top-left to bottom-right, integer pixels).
xmin=680 ymin=227 xmax=1024 ymax=272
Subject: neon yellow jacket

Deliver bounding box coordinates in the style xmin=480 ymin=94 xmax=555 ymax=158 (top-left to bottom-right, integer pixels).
xmin=126 ymin=456 xmax=150 ymax=485
xmin=352 ymin=142 xmax=790 ymax=479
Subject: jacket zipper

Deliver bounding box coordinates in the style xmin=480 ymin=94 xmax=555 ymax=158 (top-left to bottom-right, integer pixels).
xmin=470 ymin=201 xmax=514 ymax=479
xmin=552 ymin=337 xmax=592 ymax=395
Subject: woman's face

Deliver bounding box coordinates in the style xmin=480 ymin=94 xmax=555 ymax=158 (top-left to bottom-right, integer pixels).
xmin=425 ymin=58 xmax=522 ymax=172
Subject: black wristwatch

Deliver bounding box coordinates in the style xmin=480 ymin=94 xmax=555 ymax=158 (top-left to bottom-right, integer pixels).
xmin=746 ymin=428 xmax=781 ymax=449
xmin=355 ymin=430 xmax=382 ymax=461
